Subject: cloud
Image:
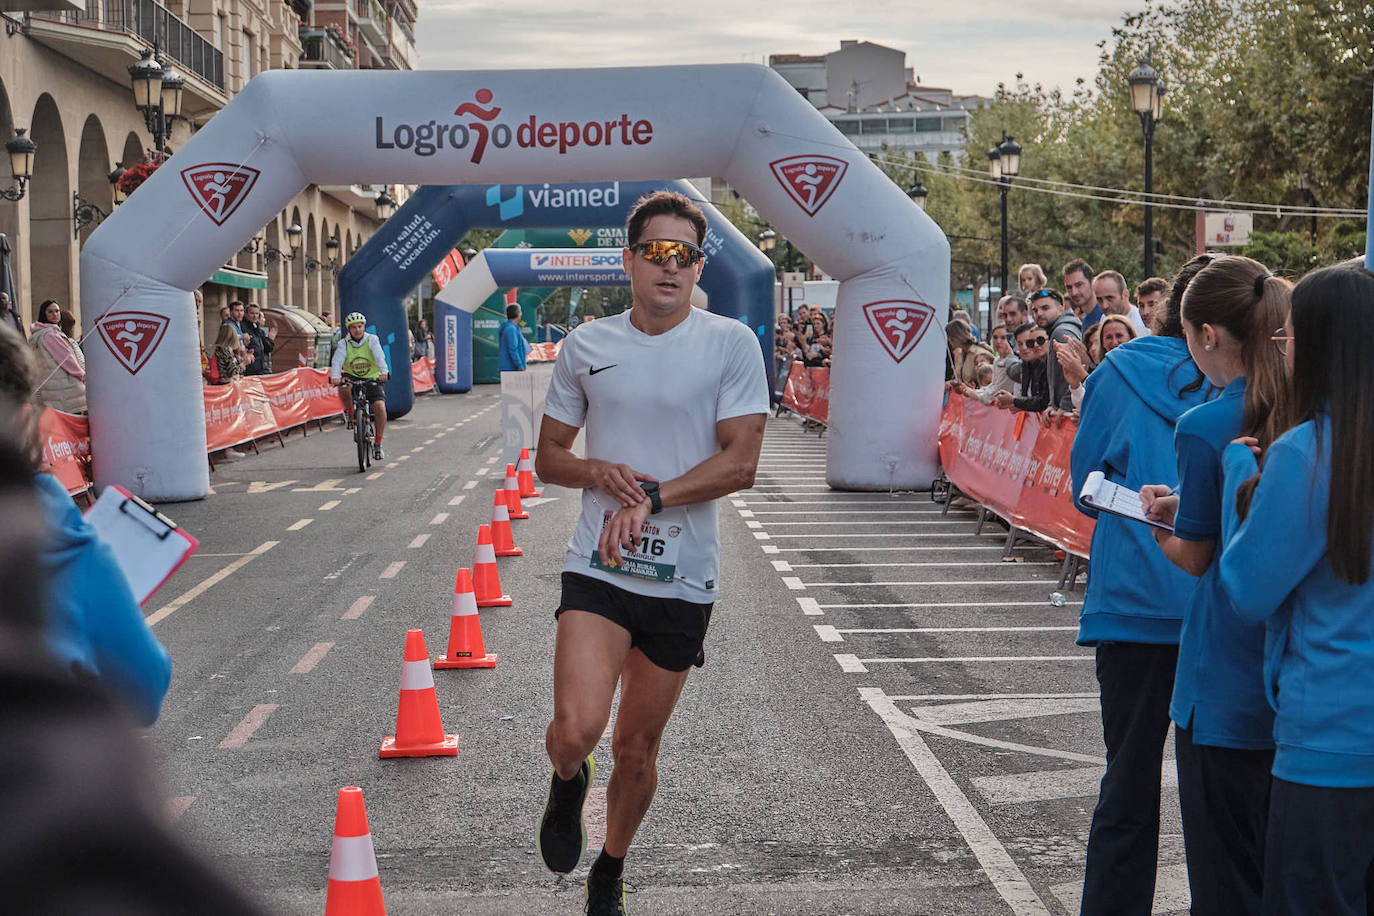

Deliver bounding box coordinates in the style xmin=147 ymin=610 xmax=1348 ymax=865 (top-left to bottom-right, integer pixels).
xmin=414 ymin=2 xmax=1134 ymax=94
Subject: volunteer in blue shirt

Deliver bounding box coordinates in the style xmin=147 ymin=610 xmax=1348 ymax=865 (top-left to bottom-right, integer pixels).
xmin=499 ymin=304 xmax=528 ymax=372
xmin=1218 ymin=263 xmax=1374 ymax=914
xmin=1069 ymin=254 xmax=1216 ymax=914
xmin=1139 ymin=256 xmax=1293 ymax=915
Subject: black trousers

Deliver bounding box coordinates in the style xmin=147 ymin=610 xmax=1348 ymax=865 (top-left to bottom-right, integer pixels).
xmin=1080 ymin=642 xmax=1179 ymax=916
xmin=1262 ymin=778 xmax=1374 ymax=916
xmin=1175 ymin=724 xmax=1273 ymax=915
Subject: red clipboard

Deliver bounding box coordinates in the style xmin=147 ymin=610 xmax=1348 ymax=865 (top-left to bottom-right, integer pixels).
xmin=83 ymin=484 xmax=200 ymax=606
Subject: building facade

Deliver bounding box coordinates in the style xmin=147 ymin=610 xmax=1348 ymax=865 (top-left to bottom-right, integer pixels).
xmin=0 ymin=0 xmax=417 ymax=343
xmin=770 ymin=40 xmax=988 ymax=160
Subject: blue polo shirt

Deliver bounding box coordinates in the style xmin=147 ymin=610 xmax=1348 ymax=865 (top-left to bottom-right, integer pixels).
xmin=498 ymin=319 xmax=527 ymax=372
xmin=1169 ymin=377 xmax=1274 ymax=749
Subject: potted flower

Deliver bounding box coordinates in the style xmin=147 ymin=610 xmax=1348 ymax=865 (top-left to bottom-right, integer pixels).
xmin=115 ymin=150 xmax=168 ymax=200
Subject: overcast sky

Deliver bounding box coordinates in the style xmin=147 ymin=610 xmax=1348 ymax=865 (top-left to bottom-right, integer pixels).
xmin=415 ymin=1 xmax=1138 ymax=97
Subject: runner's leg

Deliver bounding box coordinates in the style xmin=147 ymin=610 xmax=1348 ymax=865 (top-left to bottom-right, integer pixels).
xmin=546 ymin=610 xmax=631 ymax=780
xmin=604 ymin=647 xmax=690 ymax=857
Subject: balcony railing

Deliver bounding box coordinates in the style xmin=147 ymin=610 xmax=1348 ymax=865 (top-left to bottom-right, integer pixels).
xmin=299 ymin=28 xmax=352 ymax=69
xmin=31 ymin=0 xmax=224 ymax=89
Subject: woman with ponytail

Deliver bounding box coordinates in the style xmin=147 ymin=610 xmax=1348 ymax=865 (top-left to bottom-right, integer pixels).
xmin=1216 ymin=263 xmax=1374 ymax=913
xmin=1069 ymin=254 xmax=1218 ymax=913
xmin=1139 ymin=256 xmax=1292 ymax=914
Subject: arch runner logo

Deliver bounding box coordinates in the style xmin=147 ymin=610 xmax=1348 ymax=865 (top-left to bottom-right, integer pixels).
xmin=96 ymin=311 xmax=170 ymax=375
xmin=862 ymin=300 xmax=935 ymax=363
xmin=181 ymin=163 xmax=261 ymax=226
xmin=770 ymin=155 xmax=848 ymax=216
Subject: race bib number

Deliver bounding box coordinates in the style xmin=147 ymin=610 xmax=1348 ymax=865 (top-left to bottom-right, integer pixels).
xmin=589 ymin=511 xmax=684 ymax=583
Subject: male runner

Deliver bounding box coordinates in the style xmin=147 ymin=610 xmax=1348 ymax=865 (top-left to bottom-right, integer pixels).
xmin=534 ymin=191 xmax=769 ymax=915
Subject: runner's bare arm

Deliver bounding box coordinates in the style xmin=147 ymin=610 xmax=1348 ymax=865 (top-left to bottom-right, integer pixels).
xmin=597 ymin=413 xmax=766 ymax=564
xmin=535 ymin=414 xmax=658 ymax=508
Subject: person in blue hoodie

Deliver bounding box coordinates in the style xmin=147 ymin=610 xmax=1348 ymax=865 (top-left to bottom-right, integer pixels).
xmin=1138 ymin=256 xmax=1293 ymax=915
xmin=0 ymin=324 xmax=170 ymax=727
xmin=1218 ymin=263 xmax=1374 ymax=914
xmin=499 ymin=303 xmax=529 ymax=372
xmin=1069 ymin=254 xmax=1216 ymax=914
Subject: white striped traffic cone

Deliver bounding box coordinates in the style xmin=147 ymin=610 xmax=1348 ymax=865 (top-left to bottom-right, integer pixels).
xmin=517 ymin=447 xmax=541 ymax=498
xmin=434 ymin=568 xmax=497 ymax=669
xmin=472 ymin=524 xmax=513 ymax=608
xmin=325 ymin=786 xmax=386 ymax=915
xmin=503 ymin=463 xmax=529 ymax=519
xmin=379 ymin=629 xmax=458 ymax=758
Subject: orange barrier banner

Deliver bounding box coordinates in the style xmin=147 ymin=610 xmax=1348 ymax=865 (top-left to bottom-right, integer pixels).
xmin=528 ymin=341 xmax=560 ymax=362
xmin=38 ymin=408 xmax=92 ymax=496
xmin=412 ymin=357 xmax=436 ymax=393
xmin=937 ymin=396 xmax=1094 ymax=557
xmin=204 ymin=377 xmax=279 ymax=451
xmin=296 ymin=368 xmax=345 ymax=423
xmin=781 ymin=363 xmax=830 ymax=425
xmin=258 ymin=370 xmax=311 ymax=429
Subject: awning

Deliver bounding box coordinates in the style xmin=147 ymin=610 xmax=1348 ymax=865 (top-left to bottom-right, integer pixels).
xmin=209 ymin=266 xmax=269 ymax=290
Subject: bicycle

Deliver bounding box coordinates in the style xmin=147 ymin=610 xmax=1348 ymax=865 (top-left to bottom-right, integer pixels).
xmin=340 ymin=373 xmax=377 ymax=473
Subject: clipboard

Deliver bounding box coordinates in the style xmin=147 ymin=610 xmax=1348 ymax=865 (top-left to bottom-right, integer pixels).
xmin=1078 ymin=470 xmax=1174 ymax=532
xmin=83 ymin=485 xmax=200 ymax=606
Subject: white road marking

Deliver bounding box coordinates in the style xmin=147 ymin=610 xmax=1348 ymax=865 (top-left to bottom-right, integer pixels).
xmin=1051 ymin=864 xmax=1190 ymax=916
xmin=247 ymin=480 xmax=297 ymax=493
xmin=319 ymin=500 xmax=341 ymax=511
xmin=774 ymin=546 xmax=1033 ymax=553
xmin=166 ymin=796 xmax=195 ymax=821
xmin=814 ymin=625 xmax=843 ymax=642
xmin=789 ymin=561 xmax=1057 ymax=569
xmin=796 ymin=597 xmax=822 ymax=616
xmin=343 ymin=596 xmax=375 ymax=619
xmin=971 ymin=761 xmax=1176 ymax=805
xmin=476 ymin=467 xmax=489 ymax=476
xmin=367 ymin=472 xmax=383 ymax=480
xmin=771 ymin=560 xmax=791 ymax=571
xmin=344 ymin=488 xmax=361 ymax=494
xmin=761 ymin=544 xmax=780 ymax=554
xmin=449 ymin=494 xmax=467 ymax=505
xmin=837 ymin=625 xmax=1078 ymax=636
xmin=819 ymin=601 xmax=1081 ymax=609
xmin=486 ymin=455 xmax=499 ymax=464
xmin=835 ymin=654 xmax=868 ymax=673
xmin=411 ymin=447 xmax=424 ymax=453
xmin=397 ymin=455 xmax=411 ymax=462
xmin=147 ymin=541 xmax=278 ymax=627
xmin=909 ymin=696 xmax=1103 ymax=727
xmin=745 ymin=520 xmax=762 ymax=529
xmin=781 ymin=577 xmax=805 ymax=591
xmin=380 ymin=561 xmax=405 ymax=579
xmin=753 ymin=532 xmax=770 ymax=540
xmin=730 ymin=499 xmax=747 ymax=507
xmin=218 ymin=704 xmax=279 ymax=749
xmin=290 ymin=641 xmax=335 ymax=674
xmin=861 ymin=688 xmax=1052 ymax=915
xmin=751 ymin=520 xmax=981 ymax=526
xmin=463 ymin=481 xmax=478 ymax=490
xmin=844 ymin=655 xmax=1093 ymax=668
xmin=408 ymin=534 xmax=430 ymax=549
xmin=292 ymin=478 xmax=346 ymax=492
xmin=431 ymin=513 xmax=449 ymax=525
xmin=746 ymin=509 xmax=946 ymax=515
xmin=287 ymin=518 xmax=313 ymax=531
xmin=801 ymin=580 xmax=1052 ymax=588
xmin=738 ymin=509 xmax=755 ymax=517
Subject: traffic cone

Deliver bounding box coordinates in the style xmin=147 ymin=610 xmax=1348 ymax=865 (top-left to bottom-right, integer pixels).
xmin=325 ymin=786 xmax=386 ymax=915
xmin=490 ymin=491 xmax=523 ymax=557
xmin=517 ymin=447 xmax=541 ymax=498
xmin=379 ymin=629 xmax=459 ymax=758
xmin=434 ymin=568 xmax=497 ymax=669
xmin=472 ymin=524 xmax=513 ymax=607
xmin=503 ymin=464 xmax=529 ymax=519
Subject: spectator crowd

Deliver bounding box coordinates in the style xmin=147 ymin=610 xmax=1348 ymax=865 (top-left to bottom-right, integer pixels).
xmin=944 ymin=249 xmax=1374 ymax=916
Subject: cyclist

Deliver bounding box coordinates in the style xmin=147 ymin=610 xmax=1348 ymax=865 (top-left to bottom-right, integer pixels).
xmin=330 ymin=311 xmax=389 ymax=461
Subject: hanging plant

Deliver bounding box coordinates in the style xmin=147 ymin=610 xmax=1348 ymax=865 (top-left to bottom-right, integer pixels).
xmin=115 ymin=150 xmax=168 ymax=199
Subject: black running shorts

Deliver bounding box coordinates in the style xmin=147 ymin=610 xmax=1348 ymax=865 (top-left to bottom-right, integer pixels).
xmin=555 ymin=572 xmax=712 ymax=672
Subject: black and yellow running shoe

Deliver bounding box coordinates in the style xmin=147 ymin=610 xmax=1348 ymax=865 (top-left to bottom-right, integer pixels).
xmin=536 ymin=754 xmax=595 ymax=873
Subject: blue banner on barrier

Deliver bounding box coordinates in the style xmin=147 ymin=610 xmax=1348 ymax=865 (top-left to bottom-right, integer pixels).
xmin=338 ymin=180 xmax=776 ymax=413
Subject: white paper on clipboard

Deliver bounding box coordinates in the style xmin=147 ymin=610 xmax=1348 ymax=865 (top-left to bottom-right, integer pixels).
xmin=83 ymin=485 xmax=199 ymax=606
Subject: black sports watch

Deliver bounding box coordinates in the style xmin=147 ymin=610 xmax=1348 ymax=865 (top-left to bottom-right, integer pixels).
xmin=639 ymin=481 xmax=662 ymax=515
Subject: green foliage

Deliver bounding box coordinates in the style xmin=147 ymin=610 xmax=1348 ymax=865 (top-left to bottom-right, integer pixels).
xmin=921 ymin=0 xmax=1372 ymax=293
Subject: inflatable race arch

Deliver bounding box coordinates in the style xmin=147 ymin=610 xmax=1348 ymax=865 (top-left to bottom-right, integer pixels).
xmin=80 ymin=65 xmax=950 ymax=501
xmin=338 ymin=178 xmax=772 ymax=409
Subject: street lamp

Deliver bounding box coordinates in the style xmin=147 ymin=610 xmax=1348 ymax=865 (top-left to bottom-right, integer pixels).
xmin=375 ymin=189 xmax=396 ymax=220
xmin=306 ymin=233 xmax=343 ymax=275
xmin=907 ymin=180 xmax=928 ymax=211
xmin=757 ymin=228 xmax=776 ymax=252
xmin=128 ymin=47 xmax=183 ymax=152
xmin=264 ymin=220 xmax=303 ymax=264
xmin=988 ymin=132 xmax=1021 ymax=298
xmin=1128 ymin=48 xmax=1165 ymax=277
xmin=2 ymin=128 xmax=36 ymax=202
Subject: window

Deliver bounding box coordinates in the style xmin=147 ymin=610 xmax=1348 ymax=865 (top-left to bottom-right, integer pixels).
xmin=887 ymin=118 xmax=914 ymax=134
xmin=835 ymin=120 xmax=862 ymax=136
xmin=914 ymin=117 xmax=942 ymax=132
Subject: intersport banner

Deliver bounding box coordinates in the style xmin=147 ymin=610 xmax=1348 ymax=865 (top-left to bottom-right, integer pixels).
xmin=937 ymin=396 xmax=1093 ymax=558
xmin=781 ymin=363 xmax=830 ymax=425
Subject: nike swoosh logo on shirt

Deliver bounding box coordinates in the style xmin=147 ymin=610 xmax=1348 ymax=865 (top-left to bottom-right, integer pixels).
xmin=588 ymin=364 xmax=617 ymax=375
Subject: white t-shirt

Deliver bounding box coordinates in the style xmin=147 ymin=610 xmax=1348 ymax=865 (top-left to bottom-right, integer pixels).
xmin=543 ymin=308 xmax=770 ymax=602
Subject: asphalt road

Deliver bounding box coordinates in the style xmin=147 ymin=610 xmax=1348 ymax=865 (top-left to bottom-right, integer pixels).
xmin=142 ymin=387 xmax=1188 ymax=915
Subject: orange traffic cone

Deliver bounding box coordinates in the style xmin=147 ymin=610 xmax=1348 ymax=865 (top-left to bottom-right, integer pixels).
xmin=472 ymin=524 xmax=513 ymax=607
xmin=325 ymin=786 xmax=386 ymax=916
xmin=503 ymin=464 xmax=529 ymax=519
xmin=379 ymin=629 xmax=459 ymax=758
xmin=434 ymin=568 xmax=497 ymax=669
xmin=490 ymin=491 xmax=522 ymax=557
xmin=517 ymin=447 xmax=541 ymax=498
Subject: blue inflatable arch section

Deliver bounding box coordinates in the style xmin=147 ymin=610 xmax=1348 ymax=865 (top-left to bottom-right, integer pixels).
xmin=337 ymin=179 xmax=776 ymax=414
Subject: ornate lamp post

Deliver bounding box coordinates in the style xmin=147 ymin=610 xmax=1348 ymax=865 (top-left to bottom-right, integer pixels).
xmin=988 ymin=133 xmax=1021 ymax=297
xmin=2 ymin=128 xmax=36 ymax=202
xmin=1128 ymin=49 xmax=1166 ymax=277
